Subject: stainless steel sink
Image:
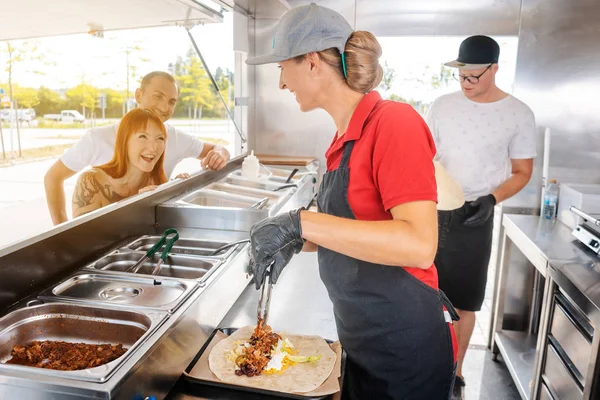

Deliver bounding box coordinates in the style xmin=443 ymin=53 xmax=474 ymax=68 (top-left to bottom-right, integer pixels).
xmin=88 ymin=252 xmax=221 ymax=281
xmin=38 ymin=272 xmax=197 ymax=313
xmin=121 ymin=236 xmax=241 ymax=259
xmin=177 ymin=189 xmax=268 ymax=209
xmin=0 ymin=302 xmax=165 ymax=383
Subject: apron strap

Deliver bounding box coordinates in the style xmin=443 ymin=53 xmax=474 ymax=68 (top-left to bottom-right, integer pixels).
xmin=340 ymin=140 xmax=356 ymax=168
xmin=439 ymin=289 xmax=460 ymax=322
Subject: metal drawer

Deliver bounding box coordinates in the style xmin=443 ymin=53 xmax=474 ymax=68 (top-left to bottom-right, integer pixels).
xmin=550 ymin=302 xmax=592 ymax=383
xmin=543 ymin=344 xmax=583 ymax=400
xmin=540 ymin=382 xmax=555 ymax=400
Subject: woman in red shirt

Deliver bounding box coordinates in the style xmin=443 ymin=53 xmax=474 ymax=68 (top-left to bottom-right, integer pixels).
xmin=247 ymin=4 xmax=458 ymax=399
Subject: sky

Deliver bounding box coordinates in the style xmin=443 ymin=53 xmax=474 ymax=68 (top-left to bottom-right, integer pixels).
xmin=0 ymin=12 xmax=235 ymax=91
xmin=0 ymin=11 xmax=518 ymax=103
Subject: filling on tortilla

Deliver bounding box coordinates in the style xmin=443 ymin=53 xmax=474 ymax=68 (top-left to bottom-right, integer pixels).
xmin=227 ymin=319 xmax=322 ymax=377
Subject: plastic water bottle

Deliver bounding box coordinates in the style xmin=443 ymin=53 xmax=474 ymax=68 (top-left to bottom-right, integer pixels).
xmin=542 ymin=180 xmax=559 ymax=220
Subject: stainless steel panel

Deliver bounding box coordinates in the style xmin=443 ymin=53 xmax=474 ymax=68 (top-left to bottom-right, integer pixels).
xmin=355 ymin=0 xmax=520 ymax=35
xmin=543 ymin=344 xmax=583 ymax=400
xmin=205 ymin=182 xmax=287 ymax=209
xmin=88 ymin=252 xmax=221 ymax=281
xmin=540 ymin=382 xmax=555 ymax=400
xmin=507 ymin=0 xmax=600 ymax=211
xmin=0 ymin=302 xmax=165 ymax=383
xmin=38 ymin=272 xmax=197 ymax=313
xmin=178 ymin=189 xmax=267 ymax=209
xmin=550 ymin=302 xmax=591 ymax=382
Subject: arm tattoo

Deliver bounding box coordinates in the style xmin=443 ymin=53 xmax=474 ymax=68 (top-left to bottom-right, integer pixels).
xmin=73 ymin=173 xmax=125 ymax=209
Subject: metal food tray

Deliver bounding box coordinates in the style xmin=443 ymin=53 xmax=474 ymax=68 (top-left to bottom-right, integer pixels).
xmin=182 ymin=327 xmax=345 ymax=400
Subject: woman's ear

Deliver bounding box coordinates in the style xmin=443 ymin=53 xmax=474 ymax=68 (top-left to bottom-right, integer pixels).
xmin=305 ymin=52 xmax=321 ymax=73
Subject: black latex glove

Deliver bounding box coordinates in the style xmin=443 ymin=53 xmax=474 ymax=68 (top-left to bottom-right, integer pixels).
xmin=249 ymin=208 xmax=305 ymax=289
xmin=463 ymin=194 xmax=496 ymax=227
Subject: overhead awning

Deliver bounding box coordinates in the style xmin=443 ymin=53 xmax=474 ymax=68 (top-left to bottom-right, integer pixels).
xmin=0 ymin=0 xmax=230 ymax=41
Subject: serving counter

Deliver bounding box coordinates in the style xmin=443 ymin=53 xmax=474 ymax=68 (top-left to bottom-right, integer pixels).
xmin=0 ymin=157 xmax=321 ymax=400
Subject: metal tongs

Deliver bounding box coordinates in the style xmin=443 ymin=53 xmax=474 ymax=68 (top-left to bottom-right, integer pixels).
xmin=126 ymin=228 xmax=180 ymax=275
xmin=256 ymin=262 xmax=274 ymax=325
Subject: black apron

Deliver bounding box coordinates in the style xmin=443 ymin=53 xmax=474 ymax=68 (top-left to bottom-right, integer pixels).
xmin=316 ymin=140 xmax=457 ymax=400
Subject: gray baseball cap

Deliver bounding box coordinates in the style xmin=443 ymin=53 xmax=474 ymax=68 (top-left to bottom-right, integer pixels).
xmin=246 ymin=3 xmax=353 ymax=66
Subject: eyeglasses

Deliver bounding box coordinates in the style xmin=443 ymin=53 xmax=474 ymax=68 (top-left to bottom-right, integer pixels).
xmin=452 ymin=64 xmax=492 ymax=84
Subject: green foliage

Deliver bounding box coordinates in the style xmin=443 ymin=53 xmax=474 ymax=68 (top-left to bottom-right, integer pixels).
xmin=1 ymin=45 xmax=233 ymax=120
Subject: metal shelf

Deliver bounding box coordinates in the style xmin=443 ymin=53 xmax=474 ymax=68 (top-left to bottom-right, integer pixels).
xmin=494 ymin=331 xmax=538 ymax=400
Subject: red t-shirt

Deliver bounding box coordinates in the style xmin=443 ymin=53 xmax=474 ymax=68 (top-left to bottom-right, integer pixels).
xmin=324 ymin=91 xmax=439 ymax=289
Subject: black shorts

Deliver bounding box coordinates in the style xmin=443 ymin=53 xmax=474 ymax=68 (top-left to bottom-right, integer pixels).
xmin=434 ymin=203 xmax=494 ymax=312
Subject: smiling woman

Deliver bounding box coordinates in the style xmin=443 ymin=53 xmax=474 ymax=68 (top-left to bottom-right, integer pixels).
xmin=71 ymin=108 xmax=168 ymax=218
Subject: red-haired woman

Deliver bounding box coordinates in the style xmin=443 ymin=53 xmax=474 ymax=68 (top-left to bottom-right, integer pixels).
xmin=72 ymin=108 xmax=170 ymax=218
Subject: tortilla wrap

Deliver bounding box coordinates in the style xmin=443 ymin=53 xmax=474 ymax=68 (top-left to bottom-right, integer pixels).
xmin=435 ymin=160 xmax=465 ymax=211
xmin=208 ymin=325 xmax=337 ymax=393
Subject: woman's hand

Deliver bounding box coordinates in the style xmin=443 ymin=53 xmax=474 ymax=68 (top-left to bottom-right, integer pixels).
xmin=138 ymin=185 xmax=158 ymax=194
xmin=249 ymin=208 xmax=305 ymax=289
xmin=173 ymin=173 xmax=190 ymax=179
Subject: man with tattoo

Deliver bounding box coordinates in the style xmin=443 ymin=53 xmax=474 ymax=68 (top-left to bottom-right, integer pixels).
xmin=72 ymin=108 xmax=168 ymax=218
xmin=45 ymin=71 xmax=231 ymax=224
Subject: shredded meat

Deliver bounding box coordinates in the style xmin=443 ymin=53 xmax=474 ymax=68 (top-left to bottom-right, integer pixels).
xmin=235 ymin=319 xmax=280 ymax=377
xmin=5 ymin=340 xmax=127 ymax=371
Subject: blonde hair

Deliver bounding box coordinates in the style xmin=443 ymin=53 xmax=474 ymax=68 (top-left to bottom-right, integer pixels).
xmin=296 ymin=31 xmax=383 ymax=93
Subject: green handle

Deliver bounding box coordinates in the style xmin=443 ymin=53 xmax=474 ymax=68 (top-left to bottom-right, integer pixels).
xmin=160 ymin=229 xmax=180 ymax=262
xmin=146 ymin=228 xmax=179 ymax=258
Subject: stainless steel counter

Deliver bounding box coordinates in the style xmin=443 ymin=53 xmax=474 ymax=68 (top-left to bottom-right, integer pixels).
xmin=493 ymin=214 xmax=600 ymax=400
xmin=218 ymin=251 xmax=337 ymax=340
xmin=165 ymin=251 xmax=340 ymax=400
xmin=503 ymin=215 xmax=600 ymax=321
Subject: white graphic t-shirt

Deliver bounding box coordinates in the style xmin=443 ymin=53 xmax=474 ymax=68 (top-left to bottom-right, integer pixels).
xmin=425 ymin=91 xmax=537 ymax=201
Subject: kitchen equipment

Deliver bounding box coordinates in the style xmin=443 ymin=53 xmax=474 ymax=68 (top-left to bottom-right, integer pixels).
xmin=0 ymin=302 xmax=166 ymax=383
xmin=207 ymin=239 xmax=250 ymax=257
xmin=255 ymin=154 xmax=317 ymax=166
xmin=256 ymin=263 xmax=274 ymax=325
xmin=123 ymin=236 xmax=241 ymax=259
xmin=285 ymin=168 xmax=299 ymax=183
xmin=39 ymin=271 xmax=198 ymax=313
xmin=570 ymin=206 xmax=600 ymax=254
xmin=127 ymin=228 xmax=180 ymax=275
xmin=91 ymin=252 xmax=220 ymax=281
xmin=558 ymin=183 xmax=600 ymax=229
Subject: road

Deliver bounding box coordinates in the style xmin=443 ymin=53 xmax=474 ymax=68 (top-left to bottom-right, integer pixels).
xmin=0 ymin=119 xmax=237 ymax=155
xmin=0 ymin=119 xmax=237 ymax=249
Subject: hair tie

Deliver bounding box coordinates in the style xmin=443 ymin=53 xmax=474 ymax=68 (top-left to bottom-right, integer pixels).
xmin=341 ymin=52 xmax=348 ymax=79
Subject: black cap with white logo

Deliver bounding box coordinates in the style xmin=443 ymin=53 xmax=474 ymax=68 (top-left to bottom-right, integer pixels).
xmin=445 ymin=35 xmax=500 ymax=70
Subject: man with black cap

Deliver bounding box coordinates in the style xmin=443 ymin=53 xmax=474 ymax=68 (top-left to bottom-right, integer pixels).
xmin=426 ymin=35 xmax=536 ymax=400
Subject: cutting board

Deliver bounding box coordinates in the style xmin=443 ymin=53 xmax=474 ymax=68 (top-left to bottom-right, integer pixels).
xmin=256 ymin=154 xmax=317 ymax=166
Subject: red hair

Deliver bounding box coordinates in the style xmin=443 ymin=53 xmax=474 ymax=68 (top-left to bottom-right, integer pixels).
xmin=97 ymin=108 xmax=168 ymax=184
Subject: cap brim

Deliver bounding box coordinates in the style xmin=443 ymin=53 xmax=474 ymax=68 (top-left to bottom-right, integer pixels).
xmin=246 ymin=53 xmax=288 ymax=66
xmin=444 ymin=60 xmax=492 ymax=70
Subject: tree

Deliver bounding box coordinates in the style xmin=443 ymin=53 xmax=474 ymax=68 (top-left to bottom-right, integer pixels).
xmin=65 ymin=83 xmax=98 ymax=117
xmin=176 ymin=49 xmax=215 ymax=119
xmin=431 ymin=64 xmax=453 ymax=89
xmin=2 ymin=41 xmax=44 ymax=156
xmin=36 ymin=86 xmax=63 ymax=115
xmin=122 ymin=41 xmax=149 ymax=113
xmin=13 ymin=86 xmax=40 ymax=109
xmin=379 ymin=61 xmax=397 ymax=96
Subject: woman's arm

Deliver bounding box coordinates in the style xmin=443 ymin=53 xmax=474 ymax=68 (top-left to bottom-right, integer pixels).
xmin=72 ymin=171 xmax=122 ymax=218
xmin=300 ymin=200 xmax=438 ymax=269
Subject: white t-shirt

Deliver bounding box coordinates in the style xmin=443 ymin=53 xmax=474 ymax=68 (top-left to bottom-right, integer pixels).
xmin=426 ymin=91 xmax=537 ymax=201
xmin=61 ymin=123 xmax=205 ymax=178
